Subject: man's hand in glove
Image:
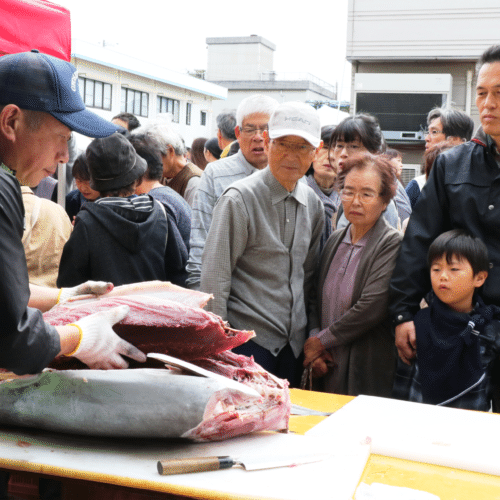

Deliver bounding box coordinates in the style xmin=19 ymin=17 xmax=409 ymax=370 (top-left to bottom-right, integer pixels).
xmin=67 ymin=305 xmax=147 ymax=369
xmin=58 ymin=281 xmax=114 ymax=304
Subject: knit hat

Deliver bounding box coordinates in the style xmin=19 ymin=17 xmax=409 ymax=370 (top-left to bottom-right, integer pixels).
xmin=86 ymin=133 xmax=147 ymax=192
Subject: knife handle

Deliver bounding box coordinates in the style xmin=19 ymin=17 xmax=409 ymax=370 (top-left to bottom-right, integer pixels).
xmin=157 ymin=456 xmax=235 ymax=475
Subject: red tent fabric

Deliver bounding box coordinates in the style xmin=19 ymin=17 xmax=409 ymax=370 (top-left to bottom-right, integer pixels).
xmin=0 ymin=0 xmax=71 ymax=61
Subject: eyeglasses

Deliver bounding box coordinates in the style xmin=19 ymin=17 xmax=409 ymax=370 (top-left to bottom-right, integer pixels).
xmin=240 ymin=126 xmax=268 ymax=136
xmin=341 ymin=189 xmax=380 ymax=204
xmin=425 ymin=129 xmax=444 ymax=137
xmin=272 ymin=140 xmax=316 ymax=155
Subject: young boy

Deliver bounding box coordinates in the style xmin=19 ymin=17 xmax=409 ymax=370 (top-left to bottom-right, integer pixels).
xmin=65 ymin=152 xmax=100 ymax=222
xmin=407 ymin=229 xmax=500 ymax=411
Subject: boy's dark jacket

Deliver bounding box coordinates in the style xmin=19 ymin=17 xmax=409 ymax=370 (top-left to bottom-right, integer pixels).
xmin=390 ymin=127 xmax=500 ymax=324
xmin=416 ymin=293 xmax=500 ymax=405
xmin=57 ymin=195 xmax=176 ymax=287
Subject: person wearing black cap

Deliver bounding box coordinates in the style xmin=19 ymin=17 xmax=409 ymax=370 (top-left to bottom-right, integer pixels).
xmin=0 ymin=50 xmax=147 ymax=375
xmin=57 ymin=133 xmax=171 ymax=288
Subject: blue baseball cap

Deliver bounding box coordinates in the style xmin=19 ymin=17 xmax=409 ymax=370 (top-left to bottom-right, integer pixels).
xmin=0 ymin=50 xmax=119 ymax=138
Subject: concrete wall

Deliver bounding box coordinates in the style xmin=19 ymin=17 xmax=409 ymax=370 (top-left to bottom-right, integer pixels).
xmin=346 ymin=0 xmax=496 ymax=167
xmin=206 ymin=36 xmax=275 ymax=81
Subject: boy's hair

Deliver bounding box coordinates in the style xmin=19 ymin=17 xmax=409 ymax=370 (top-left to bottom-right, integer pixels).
xmin=427 ymin=229 xmax=489 ymax=275
xmin=72 ymin=153 xmax=91 ymax=182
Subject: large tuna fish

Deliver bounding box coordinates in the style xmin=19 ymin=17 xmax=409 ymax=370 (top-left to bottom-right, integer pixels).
xmin=14 ymin=283 xmax=291 ymax=441
xmin=0 ymin=351 xmax=290 ymax=441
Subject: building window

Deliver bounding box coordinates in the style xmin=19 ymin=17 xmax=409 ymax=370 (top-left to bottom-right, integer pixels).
xmin=157 ymin=96 xmax=180 ymax=123
xmin=121 ymin=87 xmax=149 ymax=117
xmin=200 ymin=111 xmax=207 ymax=126
xmin=79 ymin=77 xmax=112 ymax=110
xmin=186 ymin=102 xmax=192 ymax=125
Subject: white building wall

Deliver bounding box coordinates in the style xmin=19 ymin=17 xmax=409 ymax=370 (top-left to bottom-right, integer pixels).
xmin=347 ymin=0 xmax=500 ymax=61
xmin=71 ymin=58 xmax=220 ymax=151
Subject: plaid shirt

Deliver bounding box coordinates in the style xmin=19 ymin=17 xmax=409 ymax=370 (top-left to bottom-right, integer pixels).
xmin=393 ymin=356 xmax=492 ymax=412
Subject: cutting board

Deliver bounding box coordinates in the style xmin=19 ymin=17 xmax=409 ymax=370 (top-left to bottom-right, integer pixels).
xmin=0 ymin=428 xmax=370 ymax=500
xmin=307 ymin=395 xmax=500 ymax=476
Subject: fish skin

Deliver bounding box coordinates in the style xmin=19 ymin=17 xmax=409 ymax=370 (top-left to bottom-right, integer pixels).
xmin=0 ymin=369 xmax=222 ymax=438
xmin=0 ymin=366 xmax=289 ymax=441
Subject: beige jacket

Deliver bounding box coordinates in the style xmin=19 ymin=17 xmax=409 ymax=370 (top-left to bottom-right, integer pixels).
xmin=21 ymin=187 xmax=72 ymax=288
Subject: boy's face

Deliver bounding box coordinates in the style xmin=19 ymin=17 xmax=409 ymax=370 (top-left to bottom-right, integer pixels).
xmin=430 ymin=254 xmax=487 ymax=313
xmin=75 ymin=178 xmax=100 ymax=201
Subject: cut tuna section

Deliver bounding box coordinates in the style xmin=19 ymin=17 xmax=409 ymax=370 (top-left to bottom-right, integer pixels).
xmin=64 ymin=280 xmax=213 ymax=309
xmin=43 ymin=294 xmax=255 ymax=361
xmin=184 ymin=350 xmax=290 ymax=441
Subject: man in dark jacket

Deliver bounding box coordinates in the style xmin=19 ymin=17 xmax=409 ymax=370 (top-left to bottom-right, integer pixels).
xmin=390 ymin=44 xmax=500 ymax=408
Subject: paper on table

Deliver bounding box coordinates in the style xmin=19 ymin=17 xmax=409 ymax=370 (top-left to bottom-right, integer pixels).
xmin=307 ymin=395 xmax=500 ymax=477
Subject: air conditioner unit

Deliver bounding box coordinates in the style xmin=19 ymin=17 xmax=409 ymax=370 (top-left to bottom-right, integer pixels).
xmin=401 ymin=165 xmax=422 ymax=187
xmin=354 ymin=73 xmax=453 ymax=143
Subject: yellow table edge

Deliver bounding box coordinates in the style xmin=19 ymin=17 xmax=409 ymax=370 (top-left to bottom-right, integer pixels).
xmin=2 ymin=389 xmax=500 ymax=499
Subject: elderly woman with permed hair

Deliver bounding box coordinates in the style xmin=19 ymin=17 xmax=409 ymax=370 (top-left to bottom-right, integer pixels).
xmin=304 ymin=153 xmax=403 ymax=397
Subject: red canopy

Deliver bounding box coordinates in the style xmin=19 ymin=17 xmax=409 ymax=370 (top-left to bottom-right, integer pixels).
xmin=0 ymin=0 xmax=71 ymax=61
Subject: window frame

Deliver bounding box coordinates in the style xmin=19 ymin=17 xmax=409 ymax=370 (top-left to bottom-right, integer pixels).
xmin=121 ymin=87 xmax=149 ymax=117
xmin=157 ymin=96 xmax=180 ymax=123
xmin=79 ymin=77 xmax=112 ymax=110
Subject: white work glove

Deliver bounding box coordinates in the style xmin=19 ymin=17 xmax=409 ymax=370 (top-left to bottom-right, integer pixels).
xmin=58 ymin=280 xmax=114 ymax=304
xmin=70 ymin=305 xmax=147 ymax=369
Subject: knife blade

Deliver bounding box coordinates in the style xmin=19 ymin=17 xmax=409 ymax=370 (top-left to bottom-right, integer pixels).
xmin=157 ymin=452 xmax=331 ymax=475
xmin=147 ymin=352 xmax=259 ymax=397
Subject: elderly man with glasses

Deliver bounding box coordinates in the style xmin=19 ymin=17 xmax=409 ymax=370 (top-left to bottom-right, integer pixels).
xmin=200 ymin=102 xmax=325 ymax=387
xmin=186 ymin=94 xmax=279 ymax=290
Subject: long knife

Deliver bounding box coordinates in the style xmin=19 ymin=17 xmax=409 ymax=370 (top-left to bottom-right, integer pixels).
xmin=157 ymin=452 xmax=331 ymax=475
xmin=147 ymin=352 xmax=259 ymax=397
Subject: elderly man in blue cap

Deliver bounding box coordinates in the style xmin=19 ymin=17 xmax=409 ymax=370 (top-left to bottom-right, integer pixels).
xmin=0 ymin=50 xmax=147 ymax=375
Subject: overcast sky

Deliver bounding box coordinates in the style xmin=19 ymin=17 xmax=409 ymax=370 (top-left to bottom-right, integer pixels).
xmin=54 ymin=0 xmax=352 ymax=100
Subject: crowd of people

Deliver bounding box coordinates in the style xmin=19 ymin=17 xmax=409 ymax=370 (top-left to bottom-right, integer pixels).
xmin=2 ymin=43 xmax=500 ymax=431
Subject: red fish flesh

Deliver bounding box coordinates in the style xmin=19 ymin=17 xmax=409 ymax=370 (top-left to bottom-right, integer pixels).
xmin=43 ymin=295 xmax=255 ymax=361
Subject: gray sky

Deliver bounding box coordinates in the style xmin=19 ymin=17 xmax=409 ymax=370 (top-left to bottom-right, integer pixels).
xmin=55 ymin=0 xmax=352 ymax=100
